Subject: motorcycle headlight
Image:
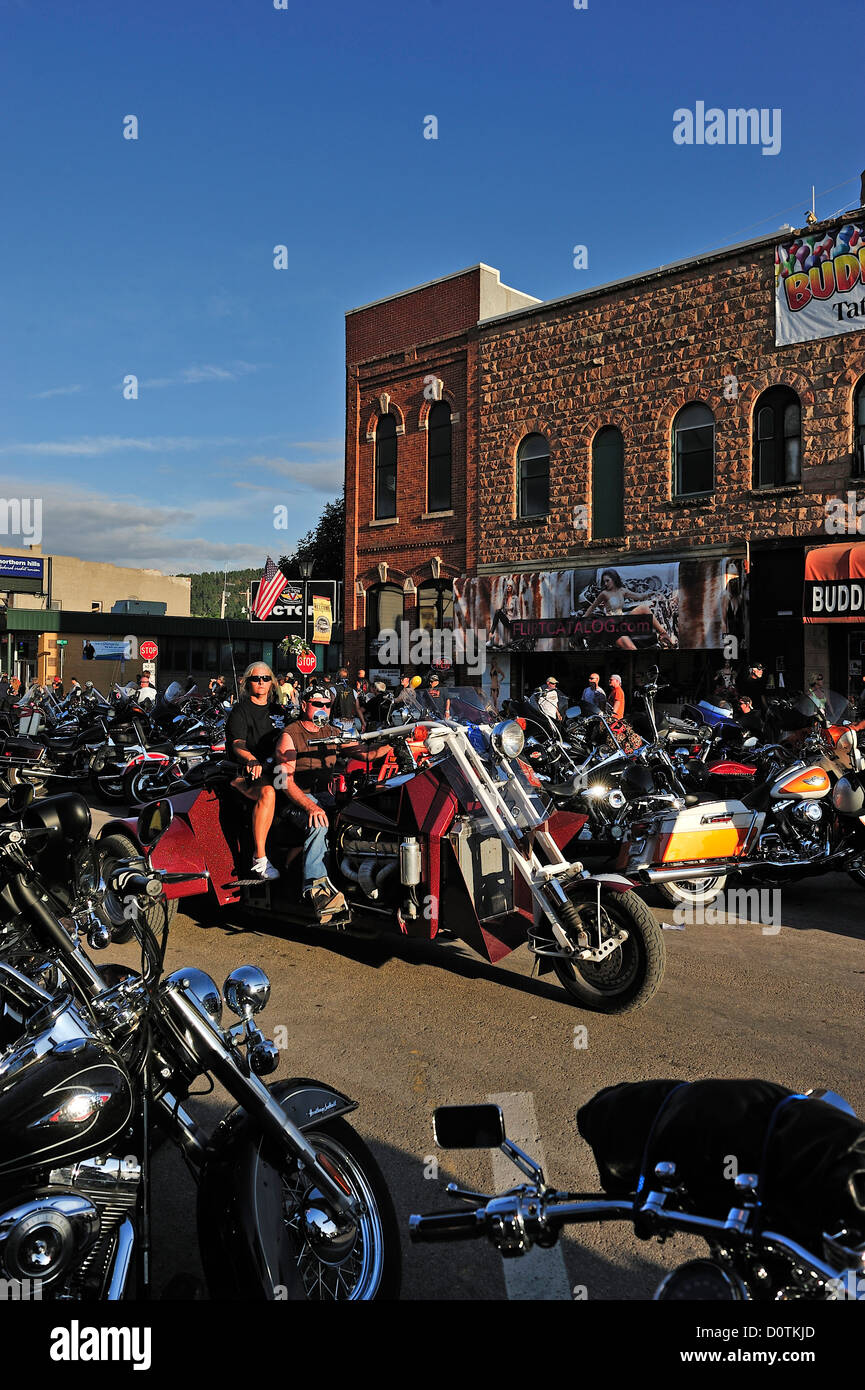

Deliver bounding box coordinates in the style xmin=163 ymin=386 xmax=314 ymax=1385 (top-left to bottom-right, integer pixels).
xmin=608 ymin=790 xmax=627 ymax=810
xmin=165 ymin=967 xmax=223 ymax=1027
xmin=491 ymin=720 xmax=525 ymax=760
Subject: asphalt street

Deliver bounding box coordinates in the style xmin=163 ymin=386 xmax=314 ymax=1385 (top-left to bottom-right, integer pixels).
xmin=114 ymin=863 xmax=864 ymax=1301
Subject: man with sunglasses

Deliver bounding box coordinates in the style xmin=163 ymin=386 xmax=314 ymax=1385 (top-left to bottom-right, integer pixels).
xmin=274 ymin=684 xmax=393 ymax=921
xmin=226 ymin=663 xmax=283 ymax=880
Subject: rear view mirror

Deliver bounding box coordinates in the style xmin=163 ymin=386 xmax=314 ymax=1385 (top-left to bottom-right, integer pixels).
xmin=433 ymin=1104 xmax=505 ymax=1150
xmin=137 ymin=798 xmax=174 ymax=848
xmin=647 ymin=665 xmax=659 ymax=681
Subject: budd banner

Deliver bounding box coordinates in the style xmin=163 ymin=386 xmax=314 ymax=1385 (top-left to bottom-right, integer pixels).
xmin=775 ymin=220 xmax=865 ymax=346
xmin=311 ymin=594 xmax=333 ymax=643
xmin=454 ymin=558 xmax=747 ymax=654
xmin=804 ymin=542 xmax=865 ymax=621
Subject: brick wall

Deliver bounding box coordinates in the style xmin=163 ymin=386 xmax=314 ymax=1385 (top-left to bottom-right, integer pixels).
xmin=477 ymin=236 xmax=864 ymax=569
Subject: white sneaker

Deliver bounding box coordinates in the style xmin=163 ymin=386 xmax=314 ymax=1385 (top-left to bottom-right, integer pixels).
xmin=251 ymin=857 xmax=280 ymax=881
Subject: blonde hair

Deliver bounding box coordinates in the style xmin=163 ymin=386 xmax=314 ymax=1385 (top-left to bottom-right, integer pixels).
xmin=240 ymin=661 xmax=279 ymax=700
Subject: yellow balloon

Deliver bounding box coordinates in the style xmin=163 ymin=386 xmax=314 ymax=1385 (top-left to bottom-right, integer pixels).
xmin=410 ymin=675 xmax=423 ymax=688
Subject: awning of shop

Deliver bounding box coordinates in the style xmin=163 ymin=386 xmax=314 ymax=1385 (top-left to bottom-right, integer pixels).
xmin=804 ymin=542 xmax=865 ymax=622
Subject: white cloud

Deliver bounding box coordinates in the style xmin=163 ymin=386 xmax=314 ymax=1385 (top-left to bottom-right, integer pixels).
xmin=0 ymin=435 xmax=248 ymax=457
xmin=29 ymin=384 xmax=84 ymax=400
xmin=244 ymin=455 xmax=344 ymax=490
xmin=137 ymin=362 xmax=265 ymax=390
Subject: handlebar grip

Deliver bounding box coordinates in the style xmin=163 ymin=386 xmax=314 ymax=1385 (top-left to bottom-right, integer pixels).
xmin=408 ymin=1210 xmax=485 ymax=1243
xmin=109 ymin=869 xmax=162 ymax=899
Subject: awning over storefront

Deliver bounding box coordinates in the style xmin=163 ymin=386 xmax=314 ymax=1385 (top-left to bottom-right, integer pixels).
xmin=804 ymin=542 xmax=865 ymax=622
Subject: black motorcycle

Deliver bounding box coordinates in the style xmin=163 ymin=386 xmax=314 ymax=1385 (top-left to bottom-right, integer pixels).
xmin=410 ymin=1083 xmax=865 ymax=1301
xmin=0 ymin=793 xmax=400 ymax=1300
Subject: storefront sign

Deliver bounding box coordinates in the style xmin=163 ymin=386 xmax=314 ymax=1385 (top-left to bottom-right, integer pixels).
xmin=455 ymin=557 xmax=746 ymax=653
xmin=804 ymin=542 xmax=865 ymax=621
xmin=0 ymin=554 xmax=44 ymax=593
xmin=775 ymin=220 xmax=865 ymax=346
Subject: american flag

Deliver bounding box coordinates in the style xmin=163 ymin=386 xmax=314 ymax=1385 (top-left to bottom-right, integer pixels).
xmin=252 ymin=556 xmax=289 ymax=621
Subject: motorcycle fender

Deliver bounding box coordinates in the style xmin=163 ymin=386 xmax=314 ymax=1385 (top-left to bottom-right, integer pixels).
xmin=126 ymin=752 xmax=170 ymax=766
xmin=579 ymin=872 xmax=635 ymax=893
xmin=196 ymin=1079 xmax=358 ymax=1300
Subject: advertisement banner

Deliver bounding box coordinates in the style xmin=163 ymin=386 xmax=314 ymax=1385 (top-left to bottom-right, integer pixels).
xmin=83 ymin=639 xmax=132 ymax=661
xmin=804 ymin=541 xmax=865 ymax=621
xmin=454 ymin=558 xmax=746 ymax=654
xmin=775 ymin=221 xmax=865 ymax=346
xmin=312 ymin=594 xmax=333 ymax=643
xmin=0 ymin=554 xmax=44 ymax=594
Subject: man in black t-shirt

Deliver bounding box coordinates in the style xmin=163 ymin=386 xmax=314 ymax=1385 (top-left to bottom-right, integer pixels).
xmin=226 ymin=663 xmax=283 ymax=880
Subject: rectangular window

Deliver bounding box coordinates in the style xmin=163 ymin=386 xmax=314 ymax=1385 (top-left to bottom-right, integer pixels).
xmin=520 ymin=460 xmax=549 ymax=517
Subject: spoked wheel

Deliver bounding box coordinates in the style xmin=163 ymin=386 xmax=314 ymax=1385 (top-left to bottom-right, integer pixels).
xmin=552 ymin=888 xmax=665 ymax=1014
xmin=655 ymin=874 xmax=727 ymax=909
xmin=279 ymin=1118 xmax=400 ymax=1300
xmin=6 ymin=766 xmax=48 ymax=798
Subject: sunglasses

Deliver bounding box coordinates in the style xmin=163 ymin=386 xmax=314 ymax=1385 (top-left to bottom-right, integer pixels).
xmin=249 ymin=675 xmax=271 ymax=683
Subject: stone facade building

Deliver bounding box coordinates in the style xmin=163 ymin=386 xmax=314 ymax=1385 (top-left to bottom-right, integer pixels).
xmin=345 ymin=208 xmax=865 ymax=703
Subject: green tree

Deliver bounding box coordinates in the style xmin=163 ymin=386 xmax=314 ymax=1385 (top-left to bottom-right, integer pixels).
xmin=278 ymin=491 xmax=344 ymax=580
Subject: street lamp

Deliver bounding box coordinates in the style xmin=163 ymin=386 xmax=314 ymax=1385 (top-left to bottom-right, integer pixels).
xmin=298 ymin=559 xmax=313 ymax=649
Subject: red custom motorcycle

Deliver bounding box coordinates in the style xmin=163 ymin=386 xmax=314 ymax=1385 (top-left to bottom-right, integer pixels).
xmin=94 ymin=689 xmax=664 ymax=1014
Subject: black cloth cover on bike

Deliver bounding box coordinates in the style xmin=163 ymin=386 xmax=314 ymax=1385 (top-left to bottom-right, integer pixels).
xmin=577 ymin=1078 xmax=865 ymax=1244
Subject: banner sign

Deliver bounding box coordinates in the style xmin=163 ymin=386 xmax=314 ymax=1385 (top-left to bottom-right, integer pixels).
xmin=775 ymin=221 xmax=865 ymax=346
xmin=454 ymin=558 xmax=747 ymax=654
xmin=804 ymin=542 xmax=865 ymax=621
xmin=312 ymin=595 xmax=333 ymax=643
xmin=83 ymin=639 xmax=132 ymax=660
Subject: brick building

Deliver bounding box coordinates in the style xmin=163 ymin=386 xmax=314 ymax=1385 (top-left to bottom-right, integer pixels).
xmin=345 ymin=206 xmax=865 ymax=706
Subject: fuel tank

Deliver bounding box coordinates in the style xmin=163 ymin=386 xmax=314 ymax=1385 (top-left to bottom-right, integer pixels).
xmin=769 ymin=764 xmax=831 ymax=800
xmin=0 ymin=999 xmax=134 ymax=1181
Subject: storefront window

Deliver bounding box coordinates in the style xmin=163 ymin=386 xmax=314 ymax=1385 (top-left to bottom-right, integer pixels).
xmin=592 ymin=426 xmax=625 ymax=539
xmin=673 ymin=403 xmax=714 ymax=497
xmin=368 ymin=584 xmax=404 ymax=666
xmin=517 ymin=433 xmax=550 ymax=518
xmin=753 ymin=386 xmax=801 ymax=487
xmin=418 ymin=583 xmax=454 ymax=632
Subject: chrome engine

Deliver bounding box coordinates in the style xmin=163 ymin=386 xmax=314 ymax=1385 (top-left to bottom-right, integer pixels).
xmin=0 ymin=1154 xmax=140 ymax=1299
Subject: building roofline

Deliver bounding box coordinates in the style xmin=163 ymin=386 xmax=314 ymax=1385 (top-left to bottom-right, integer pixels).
xmin=345 ymin=263 xmax=541 ymax=317
xmin=478 ymin=207 xmax=865 ymax=329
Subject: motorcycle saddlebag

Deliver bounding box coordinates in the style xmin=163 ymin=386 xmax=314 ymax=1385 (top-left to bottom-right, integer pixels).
xmin=578 ymin=1079 xmax=865 ymax=1243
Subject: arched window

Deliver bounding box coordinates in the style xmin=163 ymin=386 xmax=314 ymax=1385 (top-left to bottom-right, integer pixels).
xmin=367 ymin=584 xmax=404 ymax=667
xmin=517 ymin=433 xmax=550 ymax=518
xmin=673 ymin=403 xmax=715 ymax=497
xmin=417 ymin=582 xmax=454 ymax=633
xmin=854 ymin=377 xmax=865 ymax=478
xmin=374 ymin=415 xmax=397 ymax=519
xmin=427 ymin=402 xmax=452 ymax=513
xmin=753 ymin=386 xmax=801 ymax=488
xmin=592 ymin=427 xmax=624 ymax=539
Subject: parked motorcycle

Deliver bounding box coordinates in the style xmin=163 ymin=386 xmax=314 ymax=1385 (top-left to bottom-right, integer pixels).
xmin=0 ymin=793 xmax=400 ymax=1300
xmin=94 ymin=688 xmax=665 ymax=1014
xmin=410 ymin=1082 xmax=865 ymax=1301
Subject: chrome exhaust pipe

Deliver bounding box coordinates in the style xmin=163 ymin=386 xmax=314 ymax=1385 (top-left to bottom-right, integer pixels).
xmin=642 ymin=851 xmax=849 ymax=884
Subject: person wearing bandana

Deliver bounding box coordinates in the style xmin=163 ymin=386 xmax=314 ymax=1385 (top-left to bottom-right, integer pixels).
xmin=275 ymin=685 xmax=391 ymax=920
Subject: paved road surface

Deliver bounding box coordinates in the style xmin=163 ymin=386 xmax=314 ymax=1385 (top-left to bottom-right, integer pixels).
xmin=115 ymin=866 xmax=864 ymax=1300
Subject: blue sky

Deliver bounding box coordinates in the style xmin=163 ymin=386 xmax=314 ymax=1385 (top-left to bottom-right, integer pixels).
xmin=0 ymin=0 xmax=861 ymax=573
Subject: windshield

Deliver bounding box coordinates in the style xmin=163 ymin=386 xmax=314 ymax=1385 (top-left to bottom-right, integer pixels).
xmin=793 ymin=689 xmax=853 ymax=724
xmin=406 ymin=686 xmax=499 ymax=726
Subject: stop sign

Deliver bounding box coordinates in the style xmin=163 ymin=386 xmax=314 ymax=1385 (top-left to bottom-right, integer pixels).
xmin=296 ymin=652 xmax=316 ymax=675
xmin=139 ymin=640 xmax=158 ymax=661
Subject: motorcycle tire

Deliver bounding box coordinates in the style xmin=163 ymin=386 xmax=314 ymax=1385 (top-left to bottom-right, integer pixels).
xmin=91 ymin=767 xmax=126 ymax=804
xmin=278 ymin=1117 xmax=400 ymax=1300
xmin=123 ymin=763 xmax=169 ymax=807
xmin=6 ymin=766 xmax=48 ymax=798
xmin=553 ymin=887 xmax=665 ymax=1014
xmin=94 ymin=833 xmax=178 ymax=944
xmin=654 ymin=875 xmax=727 ymax=910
